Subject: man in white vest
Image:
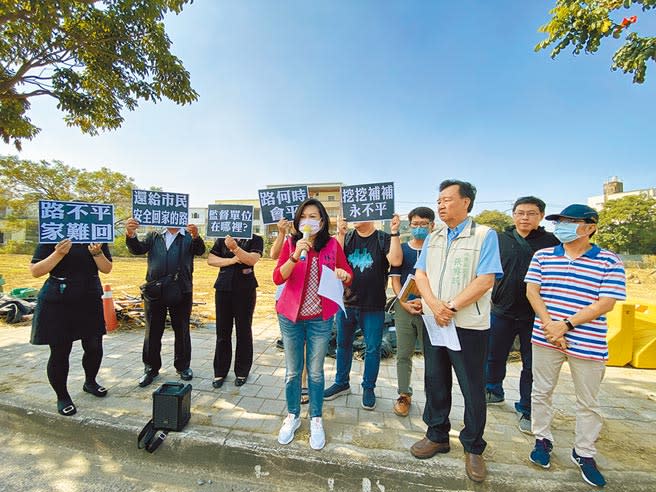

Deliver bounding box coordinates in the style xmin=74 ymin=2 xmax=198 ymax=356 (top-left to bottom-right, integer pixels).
xmin=410 ymin=179 xmax=502 ymax=483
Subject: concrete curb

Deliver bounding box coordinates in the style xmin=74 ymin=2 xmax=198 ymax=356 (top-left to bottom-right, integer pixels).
xmin=2 ymin=396 xmax=654 ymax=492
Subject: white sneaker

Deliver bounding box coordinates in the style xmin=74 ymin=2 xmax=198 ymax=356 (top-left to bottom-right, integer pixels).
xmin=309 ymin=416 xmax=326 ymax=450
xmin=277 ymin=413 xmax=301 ymax=445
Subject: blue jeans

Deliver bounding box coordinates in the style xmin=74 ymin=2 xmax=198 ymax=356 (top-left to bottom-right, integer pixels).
xmin=485 ymin=313 xmax=532 ymax=417
xmin=335 ymin=307 xmax=384 ymax=390
xmin=278 ymin=314 xmax=333 ymax=418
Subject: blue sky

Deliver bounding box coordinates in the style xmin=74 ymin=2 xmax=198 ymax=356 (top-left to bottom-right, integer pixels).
xmin=6 ymin=1 xmax=656 ymax=216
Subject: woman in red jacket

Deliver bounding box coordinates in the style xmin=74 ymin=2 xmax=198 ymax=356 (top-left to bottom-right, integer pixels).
xmin=273 ymin=198 xmax=352 ymax=450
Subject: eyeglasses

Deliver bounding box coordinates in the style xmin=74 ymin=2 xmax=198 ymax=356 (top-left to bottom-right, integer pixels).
xmin=513 ymin=211 xmax=540 ymax=218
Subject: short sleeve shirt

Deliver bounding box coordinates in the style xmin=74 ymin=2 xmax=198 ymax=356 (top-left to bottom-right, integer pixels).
xmin=31 ymin=243 xmax=113 ymax=277
xmin=211 ymin=235 xmax=264 ymax=292
xmin=343 ymin=230 xmax=391 ymax=311
xmin=525 ymin=244 xmax=626 ymax=361
xmin=415 ymin=219 xmax=503 ymax=279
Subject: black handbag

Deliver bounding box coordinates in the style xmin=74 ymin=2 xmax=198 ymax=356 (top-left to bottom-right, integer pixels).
xmin=140 ymin=273 xmax=183 ymax=305
xmin=139 ymin=237 xmax=184 ymax=305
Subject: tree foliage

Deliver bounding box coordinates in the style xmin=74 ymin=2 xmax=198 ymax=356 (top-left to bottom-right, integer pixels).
xmin=0 ymin=0 xmax=198 ymax=149
xmin=473 ymin=209 xmax=513 ymax=232
xmin=537 ymin=1 xmax=656 ymax=83
xmin=0 ymin=155 xmax=136 ymax=224
xmin=596 ymin=194 xmax=656 ymax=254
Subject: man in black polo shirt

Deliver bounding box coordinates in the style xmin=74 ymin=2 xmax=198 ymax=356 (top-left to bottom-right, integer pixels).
xmin=126 ymin=218 xmax=206 ymax=387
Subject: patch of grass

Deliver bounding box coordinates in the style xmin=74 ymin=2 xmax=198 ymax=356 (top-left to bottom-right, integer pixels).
xmin=0 ymin=253 xmax=279 ymax=323
xmin=2 ymin=253 xmax=656 ymax=326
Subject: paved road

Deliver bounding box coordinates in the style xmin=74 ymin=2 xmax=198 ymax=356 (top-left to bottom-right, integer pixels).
xmin=1 ymin=321 xmax=655 ymax=491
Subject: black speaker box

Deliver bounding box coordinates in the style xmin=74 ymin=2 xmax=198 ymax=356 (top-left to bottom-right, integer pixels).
xmin=152 ymin=382 xmax=191 ymax=431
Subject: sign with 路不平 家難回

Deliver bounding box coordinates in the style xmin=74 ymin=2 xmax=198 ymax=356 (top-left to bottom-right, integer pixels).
xmin=132 ymin=189 xmax=189 ymax=227
xmin=341 ymin=182 xmax=395 ymax=222
xmin=38 ymin=200 xmax=115 ymax=244
xmin=206 ymin=204 xmax=254 ymax=239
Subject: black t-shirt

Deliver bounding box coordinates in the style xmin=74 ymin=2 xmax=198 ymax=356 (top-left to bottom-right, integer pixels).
xmin=210 ymin=235 xmax=264 ymax=292
xmin=343 ymin=230 xmax=390 ymax=311
xmin=31 ymin=243 xmax=113 ymax=277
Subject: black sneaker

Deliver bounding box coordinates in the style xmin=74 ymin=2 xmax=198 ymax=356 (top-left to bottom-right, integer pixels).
xmin=275 ymin=339 xmax=284 ymax=350
xmin=485 ymin=391 xmax=504 ymax=405
xmin=571 ymin=449 xmax=606 ymax=487
xmin=323 ymin=383 xmax=350 ymax=400
xmin=362 ymin=388 xmax=376 ymax=410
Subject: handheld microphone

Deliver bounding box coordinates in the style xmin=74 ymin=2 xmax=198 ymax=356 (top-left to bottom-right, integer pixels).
xmin=299 ymin=224 xmax=311 ymax=261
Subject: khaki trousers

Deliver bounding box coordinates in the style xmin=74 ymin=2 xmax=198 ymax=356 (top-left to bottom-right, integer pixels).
xmin=393 ymin=302 xmax=424 ymax=395
xmin=531 ymin=344 xmax=606 ymax=458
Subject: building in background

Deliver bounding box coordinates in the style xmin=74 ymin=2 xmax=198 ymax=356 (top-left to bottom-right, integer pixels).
xmin=588 ymin=176 xmax=656 ymax=210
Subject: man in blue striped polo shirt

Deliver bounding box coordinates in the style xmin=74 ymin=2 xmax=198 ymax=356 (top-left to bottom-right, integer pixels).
xmin=524 ymin=204 xmax=626 ymax=488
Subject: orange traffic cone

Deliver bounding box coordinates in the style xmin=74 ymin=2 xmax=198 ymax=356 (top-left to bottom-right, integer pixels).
xmin=102 ymin=284 xmax=118 ymax=332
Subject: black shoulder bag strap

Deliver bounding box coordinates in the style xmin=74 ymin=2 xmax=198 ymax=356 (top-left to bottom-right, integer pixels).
xmin=512 ymin=228 xmax=535 ymax=257
xmin=137 ymin=419 xmax=168 ymax=453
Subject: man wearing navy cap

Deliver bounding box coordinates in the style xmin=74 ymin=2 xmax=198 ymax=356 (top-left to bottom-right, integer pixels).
xmin=524 ymin=204 xmax=626 ymax=487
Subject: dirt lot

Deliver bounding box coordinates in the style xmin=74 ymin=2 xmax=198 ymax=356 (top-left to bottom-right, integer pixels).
xmin=0 ymin=254 xmax=278 ymax=325
xmin=2 ymin=253 xmax=656 ymax=328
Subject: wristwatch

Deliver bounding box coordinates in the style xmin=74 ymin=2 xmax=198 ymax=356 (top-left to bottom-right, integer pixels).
xmin=564 ymin=318 xmax=575 ymax=331
xmin=390 ymin=231 xmax=400 ymax=237
xmin=446 ymin=300 xmax=458 ymax=312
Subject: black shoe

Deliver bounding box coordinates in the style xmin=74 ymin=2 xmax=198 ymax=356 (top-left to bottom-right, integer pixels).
xmin=57 ymin=399 xmax=77 ymax=416
xmin=177 ymin=368 xmax=193 ymax=381
xmin=235 ymin=376 xmax=247 ymax=387
xmin=83 ymin=381 xmax=108 ymax=397
xmin=138 ymin=371 xmax=158 ymax=388
xmin=275 ymin=339 xmax=284 ymax=350
xmin=212 ymin=377 xmax=225 ymax=389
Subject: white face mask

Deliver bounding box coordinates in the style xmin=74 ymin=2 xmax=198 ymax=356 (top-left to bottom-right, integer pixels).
xmin=299 ymin=218 xmax=321 ymax=236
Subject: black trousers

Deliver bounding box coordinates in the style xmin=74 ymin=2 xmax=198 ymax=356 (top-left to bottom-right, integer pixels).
xmin=422 ymin=326 xmax=488 ymax=455
xmin=214 ymin=289 xmax=256 ymax=378
xmin=142 ymin=292 xmax=192 ymax=373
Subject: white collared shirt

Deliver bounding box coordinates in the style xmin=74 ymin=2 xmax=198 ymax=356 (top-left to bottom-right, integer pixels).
xmin=163 ymin=228 xmax=185 ymax=250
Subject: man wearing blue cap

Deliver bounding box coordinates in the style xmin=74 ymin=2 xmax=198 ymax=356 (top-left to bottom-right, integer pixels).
xmin=524 ymin=204 xmax=626 ymax=488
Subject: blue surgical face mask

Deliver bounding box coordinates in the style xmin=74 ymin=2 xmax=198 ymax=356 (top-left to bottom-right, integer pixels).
xmin=411 ymin=227 xmax=429 ymax=240
xmin=553 ymin=222 xmax=581 ymax=244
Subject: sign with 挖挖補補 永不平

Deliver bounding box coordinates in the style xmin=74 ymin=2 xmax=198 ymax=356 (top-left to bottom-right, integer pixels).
xmin=341 ymin=182 xmax=395 ymax=222
xmin=258 ymin=185 xmax=309 ymax=225
xmin=206 ymin=204 xmax=254 ymax=239
xmin=38 ymin=200 xmax=114 ymax=244
xmin=132 ymin=189 xmax=189 ymax=227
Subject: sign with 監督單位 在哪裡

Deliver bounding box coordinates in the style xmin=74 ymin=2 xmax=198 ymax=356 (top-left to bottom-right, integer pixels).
xmin=206 ymin=204 xmax=254 ymax=239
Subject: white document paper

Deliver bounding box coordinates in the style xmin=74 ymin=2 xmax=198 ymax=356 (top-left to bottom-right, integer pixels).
xmin=422 ymin=316 xmax=461 ymax=351
xmin=318 ymin=265 xmax=346 ymax=314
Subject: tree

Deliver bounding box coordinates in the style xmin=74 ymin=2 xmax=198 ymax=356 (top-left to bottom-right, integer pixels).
xmin=0 ymin=0 xmax=198 ymax=150
xmin=596 ymin=194 xmax=656 ymax=254
xmin=536 ymin=1 xmax=656 ymax=83
xmin=0 ymin=155 xmax=136 ymax=225
xmin=473 ymin=209 xmax=513 ymax=232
